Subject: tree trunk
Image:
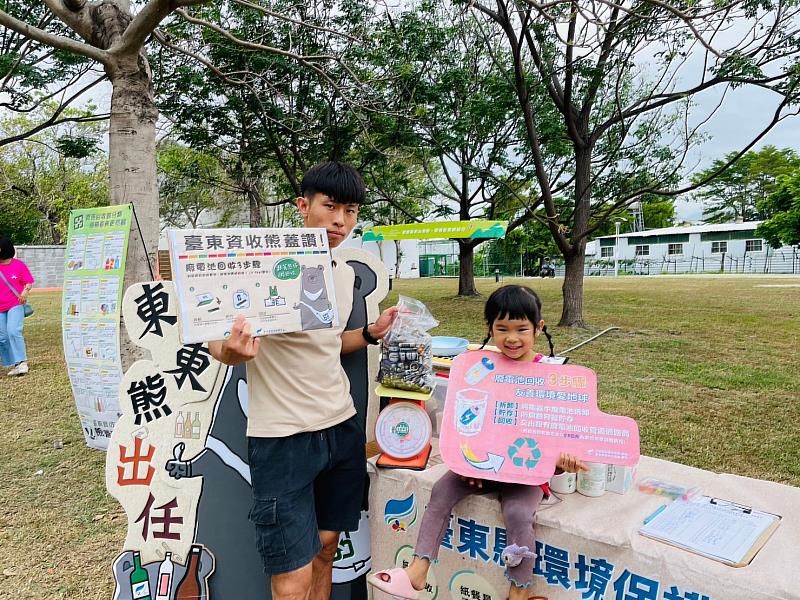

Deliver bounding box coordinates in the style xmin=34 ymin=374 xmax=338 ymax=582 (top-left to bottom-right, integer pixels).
xmin=107 ymin=54 xmax=160 ymax=368
xmin=394 ymin=239 xmax=403 ymax=279
xmin=558 ymin=145 xmax=591 ymax=327
xmin=249 ymin=190 xmax=261 ymax=227
xmin=559 ymin=251 xmax=587 ymax=327
xmin=458 ymin=241 xmax=479 ymax=296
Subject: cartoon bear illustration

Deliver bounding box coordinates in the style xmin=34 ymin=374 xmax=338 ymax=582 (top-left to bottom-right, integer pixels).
xmin=293 ymin=264 xmax=335 ymax=330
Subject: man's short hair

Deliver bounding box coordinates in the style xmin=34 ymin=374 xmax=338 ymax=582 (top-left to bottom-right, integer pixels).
xmin=301 ymin=161 xmax=366 ymax=205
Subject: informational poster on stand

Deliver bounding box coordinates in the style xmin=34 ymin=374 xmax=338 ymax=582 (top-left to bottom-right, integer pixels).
xmin=167 ymin=228 xmax=338 ymax=344
xmin=62 ymin=204 xmax=132 ymax=450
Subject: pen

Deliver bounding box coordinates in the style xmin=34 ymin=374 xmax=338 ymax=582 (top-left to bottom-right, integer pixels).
xmin=643 ymin=504 xmax=668 ymax=525
xmin=709 ymin=497 xmax=752 ymax=514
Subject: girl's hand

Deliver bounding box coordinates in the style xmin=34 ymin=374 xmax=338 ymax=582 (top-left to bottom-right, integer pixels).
xmin=556 ymin=453 xmax=589 ymax=474
xmin=460 ymin=475 xmax=484 ymax=489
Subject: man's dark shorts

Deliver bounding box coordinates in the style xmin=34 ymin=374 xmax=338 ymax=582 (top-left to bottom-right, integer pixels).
xmin=247 ymin=414 xmax=366 ymax=574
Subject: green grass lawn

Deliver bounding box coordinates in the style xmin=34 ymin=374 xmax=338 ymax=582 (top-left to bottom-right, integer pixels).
xmin=0 ymin=276 xmax=798 ymax=597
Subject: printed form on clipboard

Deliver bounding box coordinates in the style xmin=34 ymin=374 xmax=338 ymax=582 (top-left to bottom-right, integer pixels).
xmin=639 ymin=495 xmax=781 ymax=567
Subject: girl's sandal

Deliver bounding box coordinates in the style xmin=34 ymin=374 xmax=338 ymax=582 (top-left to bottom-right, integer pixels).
xmin=367 ymin=568 xmax=421 ymax=600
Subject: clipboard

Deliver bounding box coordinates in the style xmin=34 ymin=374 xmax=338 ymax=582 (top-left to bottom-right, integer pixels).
xmin=639 ymin=495 xmax=781 ymax=567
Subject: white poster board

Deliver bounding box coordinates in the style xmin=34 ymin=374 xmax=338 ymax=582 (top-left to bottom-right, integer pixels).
xmin=167 ymin=228 xmax=338 ymax=343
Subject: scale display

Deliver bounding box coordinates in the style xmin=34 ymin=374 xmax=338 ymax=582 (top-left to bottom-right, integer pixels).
xmin=375 ymin=401 xmax=432 ymax=459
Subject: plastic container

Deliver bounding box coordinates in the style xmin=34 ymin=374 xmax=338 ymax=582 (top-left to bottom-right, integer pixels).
xmin=427 ymin=376 xmax=448 ymax=435
xmin=431 ymin=336 xmax=470 ymax=357
xmin=638 ymin=477 xmax=700 ymax=501
xmin=550 ymin=471 xmax=577 ymax=494
xmin=577 ymin=462 xmax=606 ymax=497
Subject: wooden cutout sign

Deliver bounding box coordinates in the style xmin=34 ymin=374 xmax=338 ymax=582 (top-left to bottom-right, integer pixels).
xmin=440 ymin=350 xmax=640 ymax=485
xmin=107 ymin=248 xmax=389 ymax=600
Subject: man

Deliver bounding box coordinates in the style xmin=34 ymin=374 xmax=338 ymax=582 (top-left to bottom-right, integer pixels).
xmin=209 ymin=161 xmax=397 ymax=600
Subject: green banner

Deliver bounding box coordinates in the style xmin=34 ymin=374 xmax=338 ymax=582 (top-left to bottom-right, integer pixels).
xmin=62 ymin=205 xmax=133 ymax=450
xmin=362 ymin=220 xmax=508 ymax=241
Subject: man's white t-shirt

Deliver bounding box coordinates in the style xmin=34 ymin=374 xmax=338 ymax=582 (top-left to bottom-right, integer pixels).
xmin=246 ymin=257 xmax=356 ymax=437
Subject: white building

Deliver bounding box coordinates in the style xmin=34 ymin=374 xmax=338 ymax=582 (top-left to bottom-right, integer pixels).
xmin=586 ymin=222 xmax=799 ymax=274
xmin=341 ymin=237 xmax=421 ymax=278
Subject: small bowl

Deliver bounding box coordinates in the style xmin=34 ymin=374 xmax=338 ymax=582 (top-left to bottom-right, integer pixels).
xmin=431 ymin=336 xmax=470 ymax=357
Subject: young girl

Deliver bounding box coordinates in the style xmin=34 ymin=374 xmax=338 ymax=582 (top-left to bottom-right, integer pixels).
xmin=368 ymin=285 xmax=588 ymax=600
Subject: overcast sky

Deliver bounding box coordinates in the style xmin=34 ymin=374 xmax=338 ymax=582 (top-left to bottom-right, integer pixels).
xmin=670 ymin=80 xmax=800 ymax=221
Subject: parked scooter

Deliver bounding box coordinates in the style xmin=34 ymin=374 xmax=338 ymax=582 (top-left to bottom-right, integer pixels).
xmin=539 ymin=257 xmax=556 ymax=278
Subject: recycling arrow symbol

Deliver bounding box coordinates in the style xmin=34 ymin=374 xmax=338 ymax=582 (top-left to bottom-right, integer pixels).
xmin=507 ymin=437 xmax=542 ymax=470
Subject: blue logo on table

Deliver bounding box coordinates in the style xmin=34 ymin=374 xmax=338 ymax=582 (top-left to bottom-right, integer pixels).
xmin=384 ymin=493 xmax=417 ymax=532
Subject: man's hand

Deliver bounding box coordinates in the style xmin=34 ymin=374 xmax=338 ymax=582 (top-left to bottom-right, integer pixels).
xmin=341 ymin=306 xmax=400 ymax=354
xmin=555 ymin=452 xmax=590 ymax=474
xmin=207 ymin=314 xmax=261 ymax=366
xmin=367 ymin=306 xmax=399 ymax=340
xmin=165 ymin=443 xmax=192 ymax=479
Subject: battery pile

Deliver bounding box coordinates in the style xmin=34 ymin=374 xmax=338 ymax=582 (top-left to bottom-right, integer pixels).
xmin=378 ymin=337 xmax=434 ymax=393
xmin=376 ymin=296 xmax=438 ymax=394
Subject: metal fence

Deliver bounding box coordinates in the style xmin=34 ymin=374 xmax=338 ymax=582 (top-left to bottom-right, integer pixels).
xmin=584 ymin=247 xmax=800 ymax=276
xmin=423 ymin=247 xmax=800 ymax=278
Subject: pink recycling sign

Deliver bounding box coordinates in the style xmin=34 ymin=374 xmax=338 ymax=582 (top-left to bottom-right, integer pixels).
xmin=440 ymin=350 xmax=640 ymax=485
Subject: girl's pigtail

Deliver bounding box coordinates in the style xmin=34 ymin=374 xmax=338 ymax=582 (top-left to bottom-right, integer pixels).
xmin=542 ymin=325 xmax=555 ymax=357
xmin=479 ymin=333 xmax=491 ymax=349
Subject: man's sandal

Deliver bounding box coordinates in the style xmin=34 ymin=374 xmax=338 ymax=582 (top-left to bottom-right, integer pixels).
xmin=367 ymin=568 xmax=421 ymax=600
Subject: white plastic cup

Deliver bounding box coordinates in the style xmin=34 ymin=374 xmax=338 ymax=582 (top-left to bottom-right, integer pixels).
xmin=577 ymin=462 xmax=606 ymax=497
xmin=550 ymin=471 xmax=577 ymax=494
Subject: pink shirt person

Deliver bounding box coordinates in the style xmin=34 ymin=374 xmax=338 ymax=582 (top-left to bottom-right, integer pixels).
xmin=0 ymin=259 xmax=34 ymax=312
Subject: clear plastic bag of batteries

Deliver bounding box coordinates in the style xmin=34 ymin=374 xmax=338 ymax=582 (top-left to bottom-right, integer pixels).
xmin=377 ymin=296 xmax=439 ymax=394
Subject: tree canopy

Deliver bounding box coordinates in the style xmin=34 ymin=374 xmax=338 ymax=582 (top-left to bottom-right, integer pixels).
xmin=463 ymin=0 xmax=800 ymax=324
xmin=756 ymin=172 xmax=800 ymax=247
xmin=0 ymin=102 xmax=107 ymax=244
xmin=691 ymin=146 xmax=800 ymax=223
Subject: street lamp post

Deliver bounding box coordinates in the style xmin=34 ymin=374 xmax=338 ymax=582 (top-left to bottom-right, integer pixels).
xmin=614 ymin=220 xmax=621 ymax=277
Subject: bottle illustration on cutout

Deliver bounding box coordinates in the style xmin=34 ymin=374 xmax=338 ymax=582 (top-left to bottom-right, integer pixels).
xmin=175 ymin=412 xmax=184 ymax=438
xmin=183 ymin=414 xmax=192 ymax=439
xmin=130 ymin=550 xmax=152 ymax=600
xmin=192 ymin=412 xmax=201 ymax=439
xmin=174 ymin=545 xmax=202 ymax=600
xmin=465 ymin=357 xmax=495 ymax=385
xmin=154 ymin=552 xmax=174 ymax=600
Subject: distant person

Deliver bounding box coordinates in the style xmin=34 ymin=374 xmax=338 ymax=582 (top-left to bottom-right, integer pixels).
xmin=0 ymin=237 xmax=34 ymax=376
